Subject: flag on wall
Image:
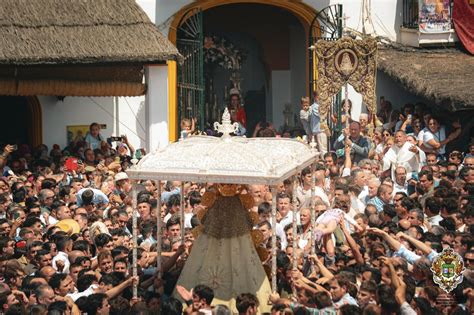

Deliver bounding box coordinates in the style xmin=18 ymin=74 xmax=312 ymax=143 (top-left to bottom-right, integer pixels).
xmin=453 ymin=0 xmax=474 ymax=54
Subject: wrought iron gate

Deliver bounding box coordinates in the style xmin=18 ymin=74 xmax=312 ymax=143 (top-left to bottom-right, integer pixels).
xmin=308 ymin=5 xmax=343 ymax=136
xmin=177 ymin=8 xmax=205 ymax=131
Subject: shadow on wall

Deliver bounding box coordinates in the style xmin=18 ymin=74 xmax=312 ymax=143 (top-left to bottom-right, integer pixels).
xmin=376 ymin=70 xmax=431 ymax=110
xmin=136 ymin=100 xmax=146 ymax=150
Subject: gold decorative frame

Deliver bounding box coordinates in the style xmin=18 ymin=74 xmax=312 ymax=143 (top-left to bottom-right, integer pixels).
xmin=315 ymin=37 xmax=377 ymax=131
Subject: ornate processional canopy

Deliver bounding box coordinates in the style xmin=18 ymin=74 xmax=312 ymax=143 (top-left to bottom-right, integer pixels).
xmin=314 ymin=37 xmax=377 ymax=130
xmin=127 ymin=109 xmax=318 ymax=185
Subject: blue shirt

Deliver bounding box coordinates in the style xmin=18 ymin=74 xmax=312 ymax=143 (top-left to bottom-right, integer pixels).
xmin=367 ymin=196 xmax=385 ymax=213
xmin=310 ymin=102 xmax=321 ymax=133
xmin=76 ymin=188 xmax=109 ymax=206
xmin=85 ymin=133 xmax=103 ymax=150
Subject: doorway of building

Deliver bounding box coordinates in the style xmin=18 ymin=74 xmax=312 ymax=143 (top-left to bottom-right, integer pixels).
xmin=0 ymin=96 xmax=42 ymax=147
xmin=204 ymin=4 xmax=306 ymax=135
xmin=176 ymin=3 xmax=308 ymax=136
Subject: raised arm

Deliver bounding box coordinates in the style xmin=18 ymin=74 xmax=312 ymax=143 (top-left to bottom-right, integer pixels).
xmin=344 ymin=143 xmax=352 ymax=170
xmin=340 ymin=218 xmax=365 ymax=265
xmin=308 ymin=255 xmax=334 ymax=279
xmin=161 ymin=244 xmax=186 ymax=273
xmin=396 ymin=232 xmax=433 ymax=256
xmin=105 ymin=276 xmax=138 ymax=299
xmin=366 ymin=227 xmax=401 ymax=251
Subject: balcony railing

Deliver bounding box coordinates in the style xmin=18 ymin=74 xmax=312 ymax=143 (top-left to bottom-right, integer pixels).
xmin=402 ymin=0 xmax=419 ymax=28
xmin=402 ymin=0 xmax=454 ymax=29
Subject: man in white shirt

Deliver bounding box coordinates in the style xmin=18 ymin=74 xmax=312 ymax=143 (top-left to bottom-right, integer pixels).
xmin=424 ymin=196 xmax=443 ymax=226
xmin=383 ymin=130 xmax=425 ymax=179
xmin=258 ymin=202 xmax=287 ymax=249
xmin=277 ymin=193 xmax=299 ymax=229
xmin=297 ymin=170 xmax=330 ymax=208
xmin=52 ymin=235 xmax=72 ymax=274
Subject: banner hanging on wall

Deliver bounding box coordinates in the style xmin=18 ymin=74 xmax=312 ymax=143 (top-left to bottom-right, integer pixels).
xmin=418 ymin=0 xmax=452 ymax=33
xmin=315 ymin=36 xmax=377 ymax=134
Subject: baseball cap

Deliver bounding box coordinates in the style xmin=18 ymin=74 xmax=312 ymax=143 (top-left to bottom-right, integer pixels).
xmin=115 ymin=172 xmax=129 ymax=182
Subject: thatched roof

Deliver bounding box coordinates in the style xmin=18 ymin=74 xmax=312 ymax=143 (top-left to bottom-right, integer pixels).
xmin=377 ymin=48 xmax=474 ymax=111
xmin=0 ymin=0 xmax=181 ymax=65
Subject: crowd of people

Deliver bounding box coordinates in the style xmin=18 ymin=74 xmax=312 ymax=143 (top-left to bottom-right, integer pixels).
xmin=0 ymin=95 xmax=473 ymax=315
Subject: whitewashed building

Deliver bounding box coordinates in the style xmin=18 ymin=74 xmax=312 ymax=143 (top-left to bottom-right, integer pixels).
xmin=1 ymin=0 xmax=471 ymax=151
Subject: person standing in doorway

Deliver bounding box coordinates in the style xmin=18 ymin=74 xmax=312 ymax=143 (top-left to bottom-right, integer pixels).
xmin=310 ymin=92 xmax=328 ymax=154
xmin=228 ymin=88 xmax=247 ymax=135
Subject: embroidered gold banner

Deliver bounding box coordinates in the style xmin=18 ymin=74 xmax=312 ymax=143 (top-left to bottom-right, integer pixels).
xmin=315 ymin=37 xmax=377 ymax=132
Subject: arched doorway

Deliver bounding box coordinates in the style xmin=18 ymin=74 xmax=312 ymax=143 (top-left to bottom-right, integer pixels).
xmin=169 ymin=0 xmax=317 ymax=135
xmin=0 ymin=96 xmax=42 ymax=147
xmin=169 ymin=0 xmax=318 ymax=44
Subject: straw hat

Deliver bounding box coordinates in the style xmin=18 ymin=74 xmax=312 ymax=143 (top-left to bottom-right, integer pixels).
xmin=55 ymin=219 xmax=81 ymax=235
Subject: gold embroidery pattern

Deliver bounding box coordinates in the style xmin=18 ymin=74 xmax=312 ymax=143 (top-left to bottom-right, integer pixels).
xmin=249 ymin=211 xmax=260 ymax=226
xmin=239 ymin=193 xmax=255 ymax=210
xmin=203 ymin=195 xmax=253 ymax=238
xmin=201 ymin=191 xmax=217 ymax=208
xmin=315 ymin=37 xmax=377 ymax=130
xmin=251 ymin=229 xmax=264 ymax=245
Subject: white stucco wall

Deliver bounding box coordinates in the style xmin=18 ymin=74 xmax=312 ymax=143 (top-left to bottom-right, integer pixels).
xmin=40 ymin=95 xmax=147 ymax=151
xmin=145 ymin=65 xmax=170 ymax=152
xmin=155 ymin=0 xmax=192 ymax=33
xmin=136 ymin=0 xmax=156 ymax=21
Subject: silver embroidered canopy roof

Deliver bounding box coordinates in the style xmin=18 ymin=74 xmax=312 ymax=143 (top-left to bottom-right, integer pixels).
xmin=127 ymin=109 xmax=318 ymax=185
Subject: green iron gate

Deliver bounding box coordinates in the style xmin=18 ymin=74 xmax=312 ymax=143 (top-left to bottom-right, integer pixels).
xmin=309 ymin=5 xmax=343 ymax=137
xmin=177 ymin=8 xmax=205 ymax=132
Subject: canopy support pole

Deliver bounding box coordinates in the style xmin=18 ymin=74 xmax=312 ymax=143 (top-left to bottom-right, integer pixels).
xmin=180 ymin=182 xmax=185 ymax=244
xmin=270 ymin=185 xmax=278 ymax=293
xmin=344 ymin=83 xmax=350 ymax=131
xmin=131 ymin=183 xmax=138 ymax=299
xmin=156 ymin=180 xmax=162 ymax=277
xmin=310 ymin=164 xmax=316 ymax=257
xmin=292 ymin=176 xmax=298 ymax=271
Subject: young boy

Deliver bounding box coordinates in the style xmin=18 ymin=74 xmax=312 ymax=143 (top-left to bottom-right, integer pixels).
xmin=180 ymin=118 xmax=195 ymax=139
xmin=300 ymin=97 xmax=312 ymax=141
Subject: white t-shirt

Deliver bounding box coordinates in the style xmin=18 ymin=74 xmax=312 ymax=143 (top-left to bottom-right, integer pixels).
xmin=423 ymin=126 xmax=446 ymax=155
xmin=297 ymin=186 xmax=330 ymax=208
xmin=184 ymin=212 xmax=194 ymax=229
xmin=52 ymin=251 xmax=70 ymax=274
xmin=68 ymin=284 xmax=99 ymax=301
xmin=417 ymin=128 xmax=426 ymax=142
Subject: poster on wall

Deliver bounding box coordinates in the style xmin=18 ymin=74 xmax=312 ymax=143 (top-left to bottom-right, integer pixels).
xmin=418 ymin=0 xmax=452 ymax=33
xmin=67 ymin=125 xmax=89 ymax=146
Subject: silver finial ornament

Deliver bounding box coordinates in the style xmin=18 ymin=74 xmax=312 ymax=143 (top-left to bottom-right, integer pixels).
xmin=214 ymin=108 xmax=239 ymax=140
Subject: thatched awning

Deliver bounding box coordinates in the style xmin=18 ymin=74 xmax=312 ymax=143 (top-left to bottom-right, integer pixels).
xmin=377 ymin=48 xmax=474 ymax=111
xmin=0 ymin=0 xmax=180 ymax=66
xmin=0 ymin=0 xmax=181 ymax=96
xmin=0 ymin=65 xmax=146 ymax=96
